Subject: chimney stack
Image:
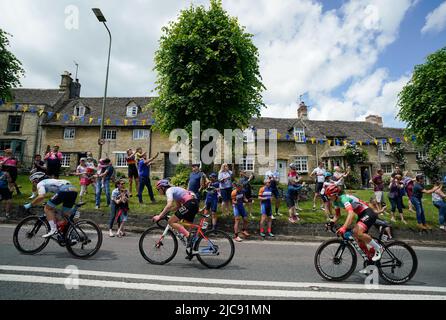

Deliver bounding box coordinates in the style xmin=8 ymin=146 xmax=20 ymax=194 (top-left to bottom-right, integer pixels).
xmin=365 ymin=114 xmax=383 ymax=127
xmin=297 ymin=101 xmax=308 ymax=120
xmin=59 ymin=71 xmax=81 ymax=99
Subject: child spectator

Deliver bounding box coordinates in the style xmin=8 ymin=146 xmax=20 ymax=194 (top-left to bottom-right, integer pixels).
xmin=29 ymin=154 xmax=46 ymax=199
xmin=432 ymin=180 xmax=446 ymax=231
xmin=204 ymin=173 xmax=220 ymax=230
xmin=288 ymin=163 xmax=303 ymax=211
xmin=44 ymin=145 xmax=63 ymax=179
xmin=388 ymin=174 xmax=406 ymax=224
xmin=258 ymin=179 xmax=274 ymax=238
xmin=286 ymin=163 xmax=304 ymax=223
xmin=240 ymin=170 xmax=254 ymax=217
xmin=76 ymin=158 xmax=88 ymax=202
xmin=231 ymin=182 xmax=249 ymax=242
xmin=126 ymin=149 xmax=139 ymax=197
xmin=110 ymin=179 xmax=128 ymax=237
xmin=371 ymin=169 xmax=385 ymax=211
xmin=0 ymin=164 xmax=12 ymax=218
xmin=95 ymin=158 xmax=114 ymax=209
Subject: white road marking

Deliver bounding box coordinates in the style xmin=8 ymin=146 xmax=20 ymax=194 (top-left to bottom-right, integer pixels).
xmin=1 ymin=265 xmax=446 ymax=294
xmin=0 ymin=274 xmax=444 ymax=299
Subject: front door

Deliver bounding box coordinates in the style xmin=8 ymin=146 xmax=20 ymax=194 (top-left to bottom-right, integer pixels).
xmin=277 ymin=160 xmax=287 ymax=184
xmin=360 ymin=165 xmax=371 ymax=188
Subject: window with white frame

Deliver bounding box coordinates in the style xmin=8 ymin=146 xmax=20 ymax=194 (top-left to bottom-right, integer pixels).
xmin=133 ymin=129 xmax=150 ymax=140
xmin=61 ymin=153 xmax=71 ymax=167
xmin=74 ymin=104 xmax=86 ymax=117
xmin=243 ymin=129 xmax=255 ymax=143
xmin=126 ymin=102 xmax=138 ymax=117
xmin=102 ymin=129 xmax=117 ymax=140
xmin=294 ymin=128 xmax=305 ymax=142
xmin=241 ymin=157 xmax=254 ymax=171
xmin=381 ymin=164 xmax=393 ymax=174
xmin=293 ymin=156 xmax=308 ymax=173
xmin=379 ymin=142 xmax=387 ymax=152
xmin=114 ymin=152 xmax=127 ymax=167
xmin=63 ymin=128 xmax=75 ymax=140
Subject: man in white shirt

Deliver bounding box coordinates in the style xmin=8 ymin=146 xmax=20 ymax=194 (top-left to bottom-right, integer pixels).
xmin=310 ymin=162 xmax=326 ymax=211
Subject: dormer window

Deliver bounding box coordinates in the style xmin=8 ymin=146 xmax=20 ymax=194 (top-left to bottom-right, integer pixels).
xmin=126 ymin=102 xmax=138 ymax=117
xmin=74 ymin=103 xmax=86 ymax=117
xmin=293 ymin=128 xmax=305 ymax=142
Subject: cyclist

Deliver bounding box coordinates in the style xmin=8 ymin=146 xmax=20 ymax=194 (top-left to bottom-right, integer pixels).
xmin=325 ymin=184 xmax=384 ymax=262
xmin=152 ymin=179 xmax=199 ymax=247
xmin=24 ymin=172 xmax=78 ymax=238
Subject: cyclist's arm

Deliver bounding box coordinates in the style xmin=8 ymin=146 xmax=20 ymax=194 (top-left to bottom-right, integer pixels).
xmin=332 ymin=208 xmax=341 ymax=223
xmin=159 ymin=199 xmax=176 ymax=218
xmin=342 ymin=208 xmax=355 ymax=230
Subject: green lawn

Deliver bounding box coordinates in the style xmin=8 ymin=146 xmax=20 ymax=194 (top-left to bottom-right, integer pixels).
xmin=7 ymin=175 xmax=442 ymax=229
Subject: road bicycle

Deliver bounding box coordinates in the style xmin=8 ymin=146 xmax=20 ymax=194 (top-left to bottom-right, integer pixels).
xmin=314 ymin=222 xmax=417 ymax=284
xmin=13 ymin=203 xmax=103 ymax=259
xmin=139 ymin=213 xmax=235 ymax=269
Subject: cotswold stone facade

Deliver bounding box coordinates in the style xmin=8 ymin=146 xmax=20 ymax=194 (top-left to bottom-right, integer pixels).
xmin=6 ymin=72 xmax=429 ymax=180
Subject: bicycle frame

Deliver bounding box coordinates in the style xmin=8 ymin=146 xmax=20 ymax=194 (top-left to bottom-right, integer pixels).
xmin=159 ymin=215 xmax=210 ymax=245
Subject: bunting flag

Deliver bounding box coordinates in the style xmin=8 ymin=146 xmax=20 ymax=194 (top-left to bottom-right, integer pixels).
xmin=115 ymin=119 xmax=120 ymax=125
xmin=71 ymin=115 xmax=76 ymax=121
xmin=124 ymin=119 xmax=129 ymax=126
xmin=327 ymin=139 xmax=332 ymax=146
xmin=350 ymin=140 xmax=355 ymax=145
xmin=404 ymin=136 xmax=408 ymax=142
xmin=47 ymin=111 xmax=54 ymax=119
xmin=89 ymin=117 xmax=94 ymax=124
xmin=366 ymin=140 xmax=371 ymax=146
xmin=56 ymin=113 xmax=61 ymax=120
xmin=303 ymin=136 xmax=307 ymax=143
xmin=30 ymin=106 xmax=36 ymax=113
xmin=132 ymin=120 xmax=137 ymax=126
xmin=80 ymin=116 xmax=85 ymax=123
xmin=97 ymin=118 xmax=102 ymax=124
xmin=15 ymin=104 xmax=20 ymax=110
xmin=319 ymin=139 xmax=324 ymax=145
xmin=374 ymin=139 xmax=379 ymax=145
xmin=38 ymin=109 xmax=45 ymax=117
xmin=106 ymin=118 xmax=111 ymax=125
xmin=22 ymin=105 xmax=29 ymax=113
xmin=142 ymin=120 xmax=146 ymax=126
xmin=277 ymin=133 xmax=281 ymax=139
xmin=63 ymin=114 xmax=69 ymax=122
xmin=389 ymin=138 xmax=393 ymax=144
xmin=411 ymin=135 xmax=416 ymax=142
xmin=311 ymin=137 xmax=316 ymax=144
xmin=396 ymin=137 xmax=401 ymax=143
xmin=286 ymin=134 xmax=290 ymax=140
xmin=151 ymin=119 xmax=156 ymax=125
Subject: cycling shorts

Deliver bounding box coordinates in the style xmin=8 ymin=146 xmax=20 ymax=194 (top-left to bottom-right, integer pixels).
xmin=233 ymin=204 xmax=247 ymax=218
xmin=205 ymin=198 xmax=218 ymax=213
xmin=261 ymin=202 xmax=272 ymax=216
xmin=174 ymin=199 xmax=199 ymax=223
xmin=47 ymin=185 xmax=78 ymax=212
xmin=356 ymin=208 xmax=378 ymax=232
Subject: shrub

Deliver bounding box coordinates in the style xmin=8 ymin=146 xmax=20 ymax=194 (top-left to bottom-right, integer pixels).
xmin=344 ymin=170 xmax=361 ymax=189
xmin=170 ymin=164 xmax=191 ymax=188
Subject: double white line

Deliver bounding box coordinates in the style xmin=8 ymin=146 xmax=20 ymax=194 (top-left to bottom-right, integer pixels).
xmin=1 ymin=265 xmax=446 ymax=300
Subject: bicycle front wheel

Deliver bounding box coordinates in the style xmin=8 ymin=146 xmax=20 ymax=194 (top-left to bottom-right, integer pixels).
xmin=139 ymin=226 xmax=178 ymax=265
xmin=66 ymin=220 xmax=103 ymax=259
xmin=377 ymin=240 xmax=418 ymax=284
xmin=314 ymin=239 xmax=357 ymax=281
xmin=195 ymin=229 xmax=235 ymax=269
xmin=13 ymin=216 xmax=50 ymax=255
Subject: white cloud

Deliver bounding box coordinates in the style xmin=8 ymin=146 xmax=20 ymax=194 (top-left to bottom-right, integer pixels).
xmin=421 ymin=1 xmax=446 ymax=34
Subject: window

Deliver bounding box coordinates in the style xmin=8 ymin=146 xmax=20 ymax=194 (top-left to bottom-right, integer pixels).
xmin=293 ymin=128 xmax=305 ymax=142
xmin=243 ymin=129 xmax=255 ymax=143
xmin=103 ymin=130 xmax=117 ymax=140
xmin=133 ymin=129 xmax=150 ymax=140
xmin=74 ymin=104 xmax=86 ymax=117
xmin=0 ymin=141 xmax=12 ymax=151
xmin=293 ymin=156 xmax=308 ymax=173
xmin=126 ymin=103 xmax=138 ymax=117
xmin=63 ymin=128 xmax=75 ymax=140
xmin=241 ymin=157 xmax=254 ymax=171
xmin=61 ymin=153 xmax=71 ymax=167
xmin=115 ymin=152 xmax=127 ymax=167
xmin=7 ymin=115 xmax=21 ymax=132
xmin=417 ymin=150 xmax=427 ymax=161
xmin=379 ymin=142 xmax=387 ymax=152
xmin=381 ymin=164 xmax=392 ymax=174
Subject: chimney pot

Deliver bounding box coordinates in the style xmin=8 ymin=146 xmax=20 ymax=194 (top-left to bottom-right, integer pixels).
xmin=365 ymin=114 xmax=383 ymax=127
xmin=298 ymin=101 xmax=308 ymax=120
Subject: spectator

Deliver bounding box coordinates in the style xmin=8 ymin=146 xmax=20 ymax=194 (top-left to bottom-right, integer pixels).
xmin=333 ymin=166 xmax=350 ymax=191
xmin=368 ymin=197 xmax=393 ymax=240
xmin=75 ymin=158 xmax=89 ymax=202
xmin=432 ymin=180 xmax=446 ymax=231
xmin=388 ymin=174 xmax=406 ymax=224
xmin=95 ymin=158 xmax=114 ymax=209
xmin=110 ymin=179 xmax=128 ymax=237
xmin=371 ymin=169 xmax=385 ymax=211
xmin=86 ymin=152 xmax=98 ymax=167
xmin=393 ymin=166 xmax=403 ymax=176
xmin=310 ymin=162 xmax=326 ymax=211
xmin=218 ymin=163 xmax=233 ymax=217
xmin=115 ymin=180 xmax=130 ymax=237
xmin=265 ymin=168 xmax=281 ymax=219
xmin=0 ymin=164 xmax=12 ymax=218
xmin=204 ymin=172 xmax=220 ymax=230
xmin=137 ymin=152 xmax=159 ymax=204
xmin=126 ymin=149 xmax=139 ymax=197
xmin=411 ymin=174 xmax=439 ymax=230
xmin=135 ymin=147 xmax=145 ymax=163
xmin=231 ymin=182 xmax=249 ymax=242
xmin=288 ymin=163 xmax=303 ymax=212
xmin=29 ymin=154 xmax=46 ymax=199
xmin=85 ymin=156 xmax=97 ymax=194
xmin=361 ymin=168 xmax=370 ymax=189
xmin=187 ymin=163 xmax=205 ymax=201
xmin=258 ymin=178 xmax=274 ymax=238
xmin=402 ymin=171 xmax=415 ymax=212
xmin=239 ymin=170 xmax=254 ymax=217
xmin=44 ymin=145 xmax=63 ymax=178
xmin=1 ymin=149 xmax=20 ymax=195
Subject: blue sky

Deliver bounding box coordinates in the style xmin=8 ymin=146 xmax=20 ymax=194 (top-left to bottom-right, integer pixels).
xmin=1 ymin=0 xmax=445 ymax=128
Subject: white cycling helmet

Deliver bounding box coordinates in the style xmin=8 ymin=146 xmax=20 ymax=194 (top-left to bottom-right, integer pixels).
xmin=29 ymin=172 xmax=47 ymax=182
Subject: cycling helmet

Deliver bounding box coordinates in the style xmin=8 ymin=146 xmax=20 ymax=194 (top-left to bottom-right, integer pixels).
xmin=324 ymin=172 xmax=332 ymax=178
xmin=209 ymin=172 xmax=218 ymax=179
xmin=156 ymin=179 xmax=171 ymax=190
xmin=29 ymin=172 xmax=47 ymax=183
xmin=325 ymin=184 xmax=341 ymax=197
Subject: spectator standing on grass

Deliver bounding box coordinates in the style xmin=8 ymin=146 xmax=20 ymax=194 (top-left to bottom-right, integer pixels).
xmin=333 ymin=166 xmax=350 ymax=191
xmin=218 ymin=163 xmax=233 ymax=217
xmin=265 ymin=168 xmax=282 ymax=219
xmin=187 ymin=163 xmax=205 ymax=201
xmin=1 ymin=149 xmax=20 ymax=195
xmin=403 ymin=171 xmax=416 ymax=212
xmin=0 ymin=164 xmax=12 ymax=218
xmin=371 ymin=169 xmax=385 ymax=211
xmin=204 ymin=173 xmax=220 ymax=230
xmin=411 ymin=174 xmax=440 ymax=230
xmin=388 ymin=174 xmax=406 ymax=224
xmin=432 ymin=180 xmax=446 ymax=231
xmin=126 ymin=149 xmax=139 ymax=197
xmin=240 ymin=170 xmax=254 ymax=217
xmin=137 ymin=152 xmax=159 ymax=204
xmin=85 ymin=156 xmax=97 ymax=194
xmin=75 ymin=158 xmax=89 ymax=202
xmin=310 ymin=162 xmax=326 ymax=211
xmin=29 ymin=154 xmax=46 ymax=199
xmin=231 ymin=181 xmax=250 ymax=242
xmin=288 ymin=163 xmax=303 ymax=212
xmin=258 ymin=179 xmax=274 ymax=238
xmin=44 ymin=145 xmax=63 ymax=179
xmin=110 ymin=179 xmax=129 ymax=237
xmin=361 ymin=168 xmax=370 ymax=189
xmin=95 ymin=158 xmax=114 ymax=209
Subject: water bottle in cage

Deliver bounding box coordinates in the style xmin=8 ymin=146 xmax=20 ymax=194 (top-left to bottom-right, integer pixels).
xmin=202 ymin=221 xmax=208 ymax=230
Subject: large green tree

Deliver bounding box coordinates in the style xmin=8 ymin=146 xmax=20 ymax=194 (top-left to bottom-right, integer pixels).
xmin=149 ymin=0 xmax=265 ymax=135
xmin=398 ymin=47 xmax=446 ymax=158
xmin=0 ymin=29 xmax=24 ymax=102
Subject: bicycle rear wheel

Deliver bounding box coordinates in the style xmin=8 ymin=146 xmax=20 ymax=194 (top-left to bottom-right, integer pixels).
xmin=13 ymin=216 xmax=50 ymax=255
xmin=66 ymin=220 xmax=103 ymax=259
xmin=139 ymin=226 xmax=178 ymax=265
xmin=195 ymin=229 xmax=235 ymax=269
xmin=377 ymin=240 xmax=418 ymax=284
xmin=314 ymin=239 xmax=357 ymax=281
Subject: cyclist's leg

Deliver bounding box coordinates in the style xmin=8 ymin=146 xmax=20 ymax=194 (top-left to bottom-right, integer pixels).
xmin=168 ymin=215 xmax=190 ymax=238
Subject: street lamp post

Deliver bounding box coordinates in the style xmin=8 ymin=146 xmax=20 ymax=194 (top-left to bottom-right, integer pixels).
xmin=92 ymin=8 xmax=112 ymax=159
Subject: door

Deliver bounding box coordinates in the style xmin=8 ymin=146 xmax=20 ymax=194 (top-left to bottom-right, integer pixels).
xmin=277 ymin=160 xmax=288 ymax=184
xmin=360 ymin=166 xmax=371 ymax=188
xmin=164 ymin=152 xmax=178 ymax=178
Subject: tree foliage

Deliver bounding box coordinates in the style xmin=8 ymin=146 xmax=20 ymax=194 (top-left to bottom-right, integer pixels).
xmin=149 ymin=0 xmax=265 ymax=135
xmin=398 ymin=47 xmax=446 ymax=158
xmin=417 ymin=156 xmax=445 ymax=181
xmin=0 ymin=29 xmax=24 ymax=102
xmin=342 ymin=144 xmax=368 ymax=170
xmin=390 ymin=143 xmax=407 ymax=168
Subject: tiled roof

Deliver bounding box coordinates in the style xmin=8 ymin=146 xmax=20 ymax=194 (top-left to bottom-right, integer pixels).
xmin=11 ymin=89 xmax=65 ymax=107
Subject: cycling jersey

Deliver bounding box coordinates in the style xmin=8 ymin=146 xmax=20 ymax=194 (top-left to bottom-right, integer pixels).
xmin=205 ymin=181 xmax=220 ymax=201
xmin=166 ymin=187 xmax=195 ymax=205
xmin=258 ymin=186 xmax=273 ymax=204
xmin=333 ymin=194 xmax=370 ymax=215
xmin=231 ymin=189 xmax=245 ymax=206
xmin=36 ymin=179 xmax=72 ymax=196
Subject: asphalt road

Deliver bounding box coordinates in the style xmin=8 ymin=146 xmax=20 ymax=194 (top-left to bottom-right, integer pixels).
xmin=1 ymin=224 xmax=446 ymax=300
